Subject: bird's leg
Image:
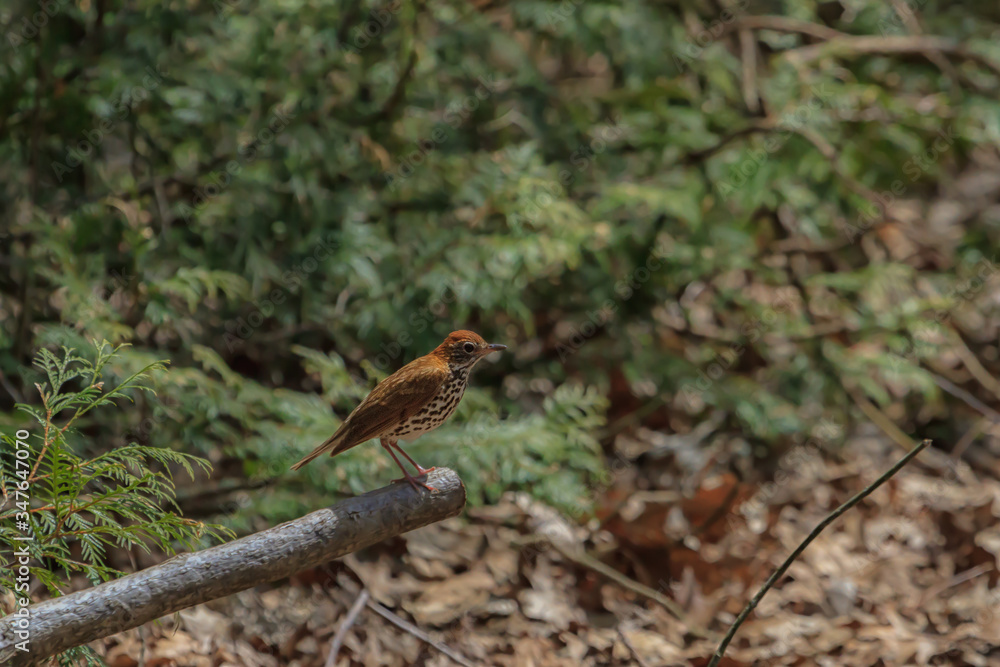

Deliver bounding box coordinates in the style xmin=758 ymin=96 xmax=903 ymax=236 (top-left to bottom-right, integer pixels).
xmin=390 ymin=441 xmax=436 ymax=476
xmin=380 ymin=439 xmax=436 ymax=492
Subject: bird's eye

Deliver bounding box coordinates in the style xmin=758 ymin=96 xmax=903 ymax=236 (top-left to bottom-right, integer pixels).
xmin=462 ymin=342 xmax=476 ymax=354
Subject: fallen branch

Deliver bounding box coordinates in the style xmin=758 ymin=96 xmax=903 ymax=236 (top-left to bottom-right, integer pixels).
xmin=0 ymin=468 xmax=466 ymax=666
xmin=707 ymin=439 xmax=931 ymax=667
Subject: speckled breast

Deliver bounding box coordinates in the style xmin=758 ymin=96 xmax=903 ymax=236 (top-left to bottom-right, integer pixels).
xmin=389 ymin=369 xmax=469 ymax=440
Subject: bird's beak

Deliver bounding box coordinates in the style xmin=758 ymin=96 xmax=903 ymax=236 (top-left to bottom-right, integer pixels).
xmin=484 ymin=343 xmax=507 ymax=355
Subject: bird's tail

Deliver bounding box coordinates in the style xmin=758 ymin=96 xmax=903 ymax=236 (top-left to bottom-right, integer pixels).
xmin=290 ymin=433 xmax=342 ymax=470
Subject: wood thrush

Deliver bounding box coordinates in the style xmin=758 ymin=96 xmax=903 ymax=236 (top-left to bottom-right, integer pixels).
xmin=291 ymin=330 xmax=506 ymax=490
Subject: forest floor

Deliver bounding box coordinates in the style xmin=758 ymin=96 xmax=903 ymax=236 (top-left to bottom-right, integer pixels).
xmin=92 ymin=430 xmax=1000 ymax=666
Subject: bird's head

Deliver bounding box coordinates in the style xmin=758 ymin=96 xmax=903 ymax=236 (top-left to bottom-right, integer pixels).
xmin=436 ymin=330 xmax=507 ymax=369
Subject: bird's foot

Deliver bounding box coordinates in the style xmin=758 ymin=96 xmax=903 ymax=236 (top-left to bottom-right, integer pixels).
xmin=391 ymin=470 xmax=437 ymax=492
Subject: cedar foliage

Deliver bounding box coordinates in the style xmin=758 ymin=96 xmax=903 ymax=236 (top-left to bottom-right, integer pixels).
xmin=0 ymin=343 xmax=229 ymax=665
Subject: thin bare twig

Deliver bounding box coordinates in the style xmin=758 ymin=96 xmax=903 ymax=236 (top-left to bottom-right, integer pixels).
xmin=847 ymin=388 xmax=980 ymax=479
xmin=730 ymin=16 xmax=847 ymax=41
xmin=888 ymin=0 xmax=962 ymax=90
xmin=734 ymin=7 xmax=992 ymax=95
xmin=325 ymin=588 xmax=369 ymax=667
xmin=952 ymin=417 xmax=987 ymax=462
xmin=680 ymin=118 xmax=776 ymax=164
xmin=783 ymin=35 xmax=1000 ymax=82
xmin=792 ymin=126 xmax=897 ymax=221
xmin=366 ymin=599 xmax=476 ymax=667
xmin=917 ymin=562 xmax=992 ymax=607
xmin=369 ymin=50 xmax=419 ymax=123
xmin=929 ymin=372 xmax=1000 ymax=426
xmin=707 ymin=439 xmax=931 ymax=667
xmin=951 ymin=336 xmax=1000 ymax=405
xmin=848 ymin=389 xmax=916 ymax=452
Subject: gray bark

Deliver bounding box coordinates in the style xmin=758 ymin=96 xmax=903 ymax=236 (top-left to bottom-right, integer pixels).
xmin=0 ymin=467 xmax=465 ymax=666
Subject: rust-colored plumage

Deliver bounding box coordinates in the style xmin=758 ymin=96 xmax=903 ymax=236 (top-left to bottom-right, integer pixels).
xmin=291 ymin=330 xmax=506 ymax=490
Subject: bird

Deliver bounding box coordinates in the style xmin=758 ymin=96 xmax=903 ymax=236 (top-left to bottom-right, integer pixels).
xmin=291 ymin=330 xmax=507 ymax=490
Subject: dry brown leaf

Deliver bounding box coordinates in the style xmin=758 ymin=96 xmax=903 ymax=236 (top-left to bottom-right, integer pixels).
xmin=403 ymin=568 xmax=495 ymax=626
xmin=621 ymin=627 xmax=685 ymax=664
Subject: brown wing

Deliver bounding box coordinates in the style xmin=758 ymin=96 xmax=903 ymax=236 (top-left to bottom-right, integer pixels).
xmin=330 ymin=360 xmax=449 ymax=453
xmin=290 ymin=358 xmax=449 ymax=469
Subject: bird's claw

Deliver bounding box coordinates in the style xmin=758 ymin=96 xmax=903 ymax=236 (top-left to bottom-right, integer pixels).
xmin=391 ymin=473 xmax=437 ymax=492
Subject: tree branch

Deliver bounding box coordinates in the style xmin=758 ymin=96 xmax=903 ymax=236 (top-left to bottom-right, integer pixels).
xmin=783 ymin=35 xmax=1000 ymax=81
xmin=730 ymin=15 xmax=848 ymax=41
xmin=0 ymin=468 xmax=466 ymax=666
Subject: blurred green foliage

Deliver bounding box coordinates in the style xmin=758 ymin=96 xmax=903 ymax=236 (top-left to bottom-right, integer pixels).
xmin=1 ymin=0 xmax=1000 ymax=534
